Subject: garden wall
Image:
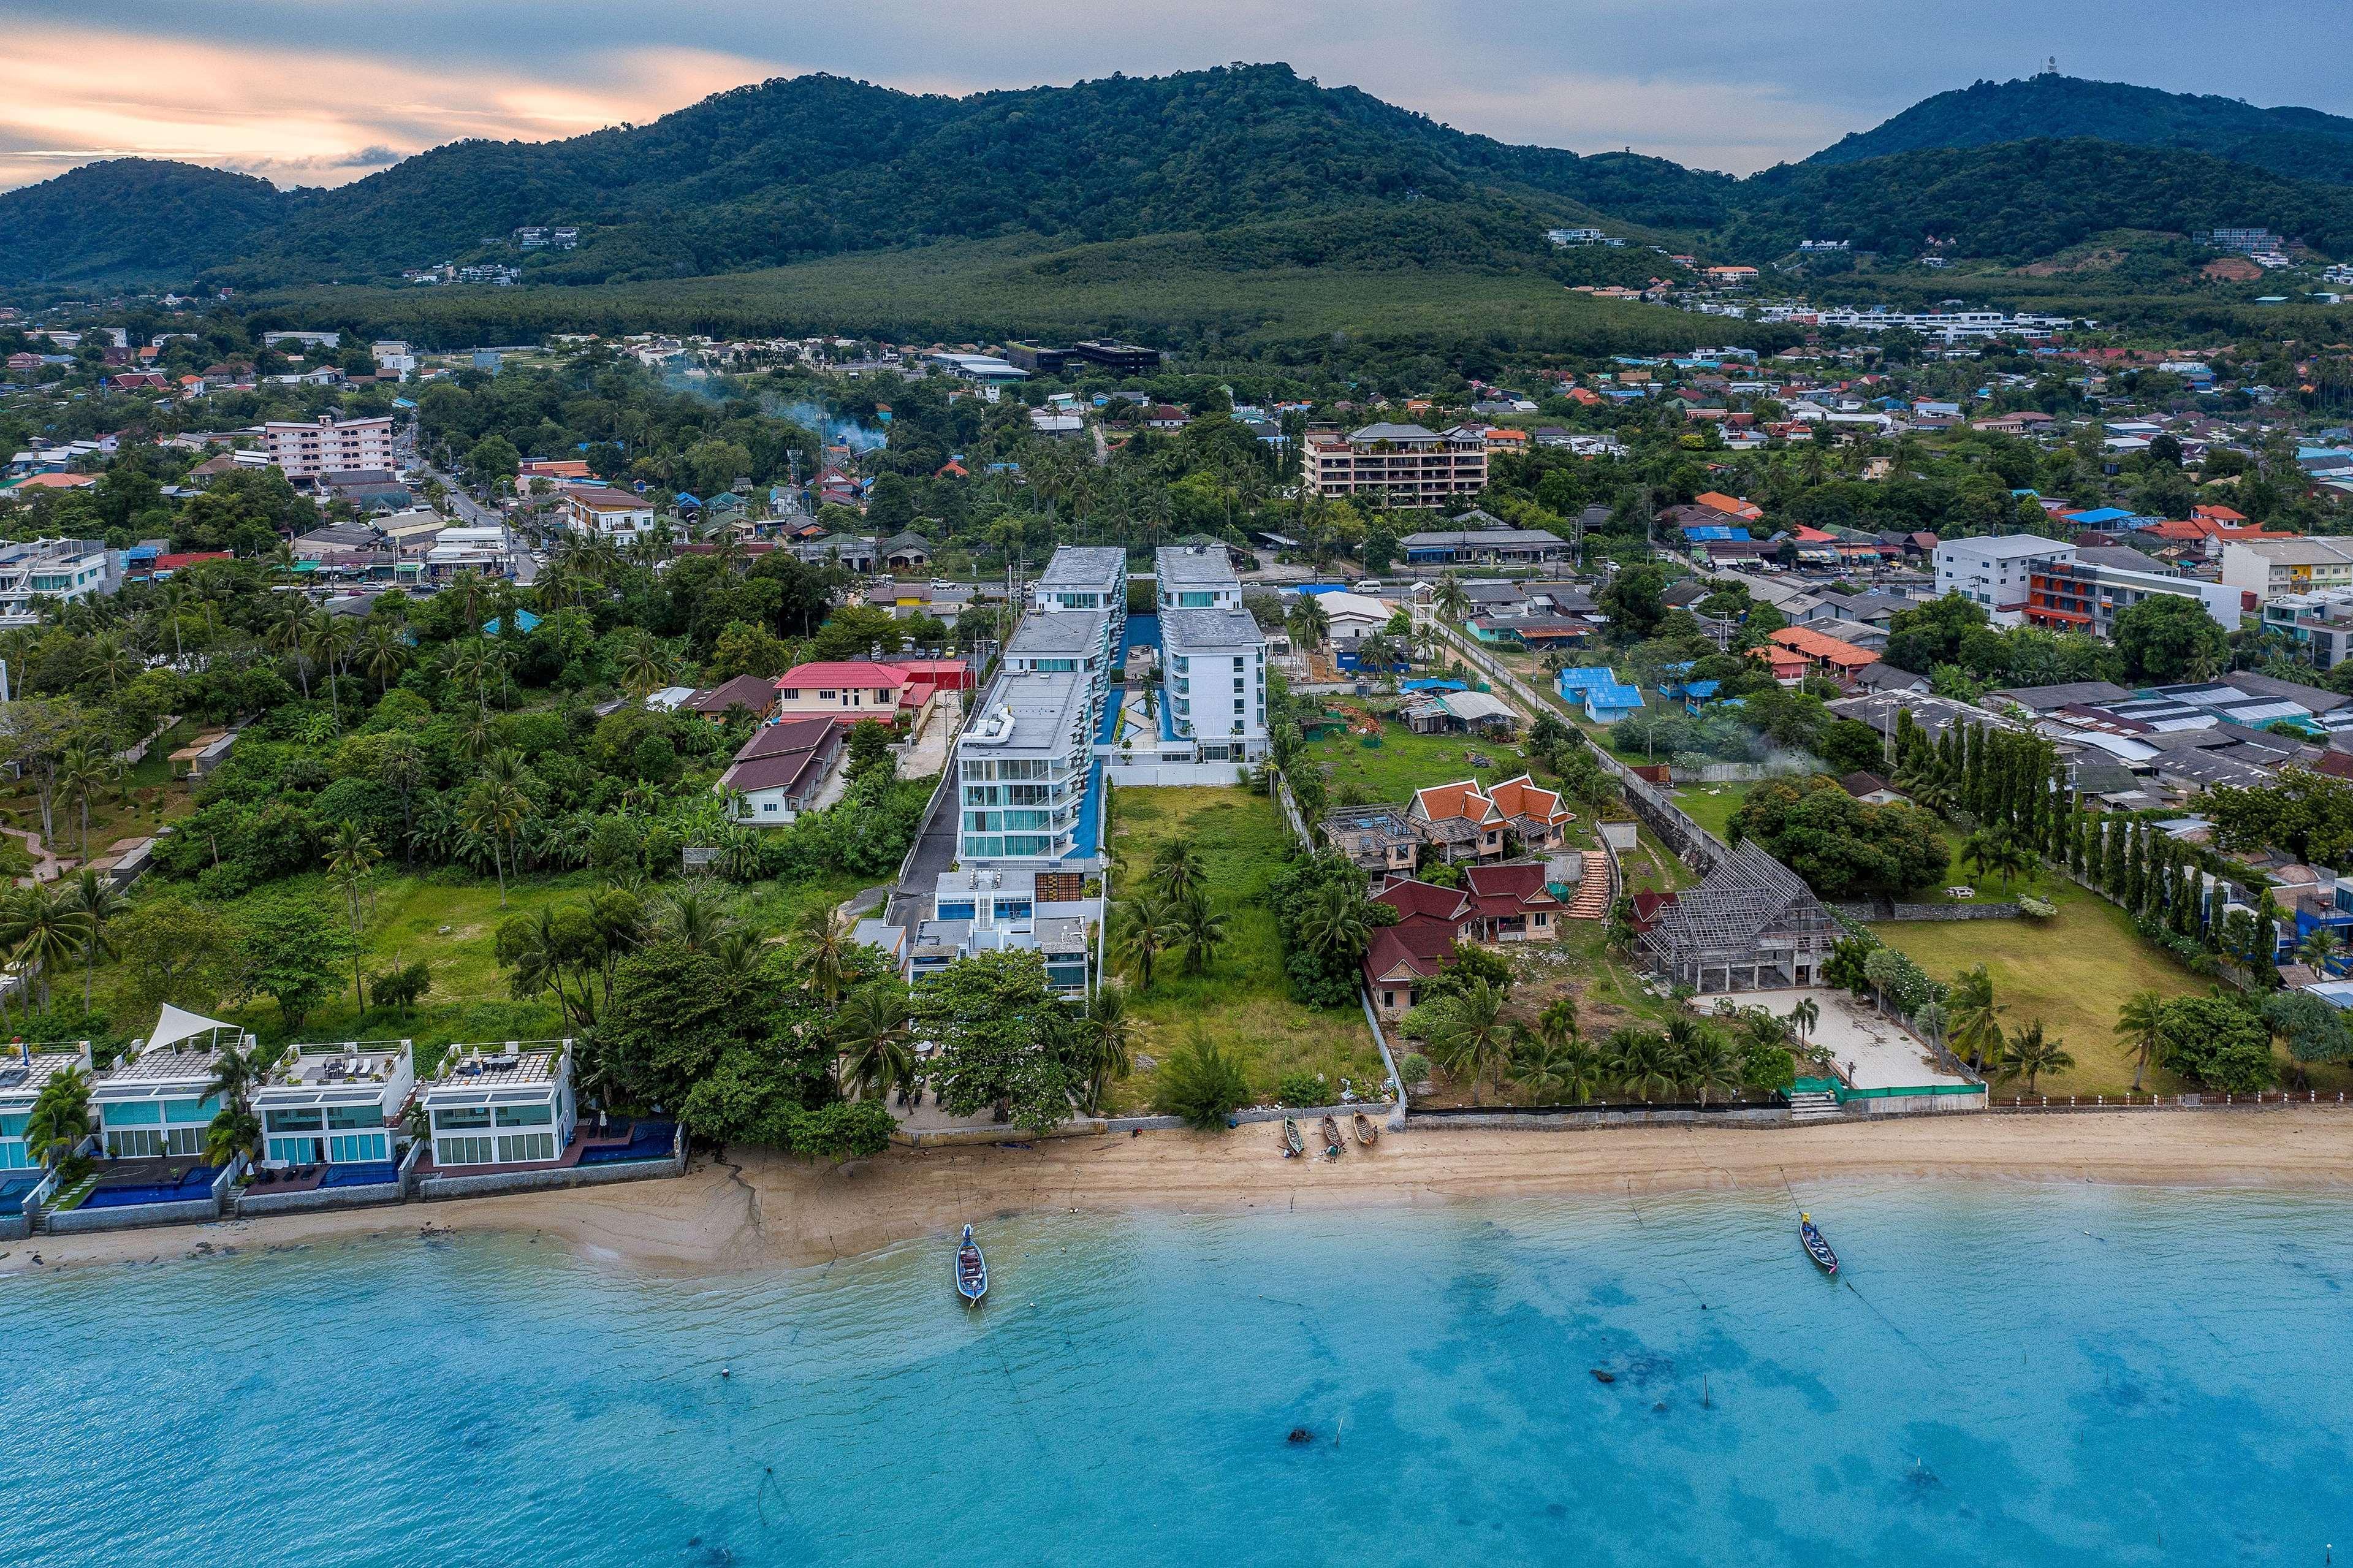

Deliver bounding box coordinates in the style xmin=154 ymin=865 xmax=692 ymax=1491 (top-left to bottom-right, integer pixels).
xmin=416 ymin=1127 xmax=686 ymax=1201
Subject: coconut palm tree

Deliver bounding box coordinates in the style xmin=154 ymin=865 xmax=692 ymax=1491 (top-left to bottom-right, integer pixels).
xmin=21 ymin=1064 xmax=89 ymax=1167
xmin=458 ymin=778 xmax=531 ymax=905
xmin=1425 ymin=978 xmax=1512 ymax=1105
xmin=834 ymin=987 xmax=914 ymax=1102
xmin=615 ymin=629 xmax=674 ymax=700
xmin=1073 ymin=983 xmax=1135 ymax=1113
xmin=200 ymin=1037 xmax=273 ymax=1166
xmin=1947 ymin=964 xmax=2005 ymax=1073
xmin=2296 ymin=926 xmax=2343 ymax=977
xmin=1682 ymin=1027 xmax=1744 ymax=1107
xmin=268 ymin=595 xmax=313 ymax=698
xmin=1285 ymin=593 xmax=1331 ymax=655
xmin=1787 ymin=995 xmax=1820 ymax=1044
xmin=1116 ymin=893 xmax=1184 ymax=991
xmin=1171 ymin=896 xmax=1227 ymax=978
xmin=1605 ymin=1025 xmax=1676 ymax=1102
xmin=62 ymin=869 xmax=126 ymax=1013
xmin=53 ymin=743 xmax=113 ymax=861
xmin=0 ymin=885 xmax=94 ymax=1013
xmin=1151 ymin=839 xmax=1206 ymax=905
xmin=662 ymin=886 xmax=734 ymax=954
xmin=2113 ymin=988 xmax=2169 ymax=1093
xmin=1432 ymin=572 xmax=1470 ymax=623
xmin=1996 ymin=1020 xmax=2074 ymax=1095
xmin=359 ymin=620 xmax=409 ymax=693
xmin=1297 ymin=880 xmax=1372 ymax=965
xmin=796 ymin=904 xmax=854 ymax=1003
xmin=323 ymin=821 xmax=381 ymax=1007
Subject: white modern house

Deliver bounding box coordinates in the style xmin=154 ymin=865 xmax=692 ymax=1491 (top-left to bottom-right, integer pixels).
xmin=0 ymin=1043 xmax=91 ymax=1171
xmin=0 ymin=537 xmax=118 ymax=627
xmin=561 ymin=487 xmax=655 ymax=544
xmin=1033 ymin=545 xmax=1127 ymax=645
xmin=1933 ymin=533 xmax=2075 ymax=626
xmin=253 ymin=1040 xmax=414 ymax=1170
xmin=416 ymin=1041 xmax=577 ymax=1170
xmin=907 ymin=867 xmax=1098 ymax=996
xmin=953 ymin=671 xmax=1097 ymax=864
xmin=1158 ymin=607 xmax=1268 ymax=763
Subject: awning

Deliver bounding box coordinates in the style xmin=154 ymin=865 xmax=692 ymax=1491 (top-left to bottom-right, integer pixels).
xmin=146 ymin=1003 xmax=241 ymax=1052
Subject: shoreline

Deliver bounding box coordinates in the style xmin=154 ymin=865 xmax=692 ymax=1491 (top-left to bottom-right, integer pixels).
xmin=11 ymin=1110 xmax=2353 ymax=1277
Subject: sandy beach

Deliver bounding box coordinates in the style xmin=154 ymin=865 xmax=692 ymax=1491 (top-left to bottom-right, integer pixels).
xmin=12 ymin=1109 xmax=2353 ymax=1277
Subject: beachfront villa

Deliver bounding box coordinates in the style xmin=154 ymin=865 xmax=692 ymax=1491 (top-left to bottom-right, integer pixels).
xmin=1 ymin=1043 xmax=88 ymax=1171
xmin=92 ymin=1032 xmax=232 ymax=1159
xmin=254 ymin=1040 xmax=414 ymax=1171
xmin=416 ymin=1041 xmax=577 ymax=1171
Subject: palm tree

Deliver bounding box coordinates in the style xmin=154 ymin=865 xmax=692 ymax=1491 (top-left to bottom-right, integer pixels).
xmin=797 ymin=904 xmax=856 ymax=1003
xmin=1073 ymin=983 xmax=1134 ymax=1113
xmin=1682 ymin=1027 xmax=1743 ymax=1106
xmin=1432 ymin=572 xmax=1470 ymax=623
xmin=324 ymin=821 xmax=382 ymax=1007
xmin=1947 ymin=964 xmax=2005 ymax=1073
xmin=89 ymin=634 xmax=135 ymax=691
xmin=616 ymin=629 xmax=673 ymax=700
xmin=359 ymin=620 xmax=409 ymax=693
xmin=1171 ymin=896 xmax=1228 ymax=977
xmin=1116 ymin=893 xmax=1184 ymax=991
xmin=0 ymin=885 xmax=94 ymax=1013
xmin=1425 ymin=978 xmax=1512 ymax=1104
xmin=834 ymin=987 xmax=914 ymax=1102
xmin=1960 ymin=827 xmax=2031 ymax=892
xmin=376 ymin=737 xmax=427 ymax=861
xmin=54 ymin=743 xmax=112 ymax=861
xmin=200 ymin=1037 xmax=273 ymax=1166
xmin=1787 ymin=995 xmax=1819 ymax=1045
xmin=1285 ymin=593 xmax=1331 ymax=654
xmin=2113 ymin=988 xmax=2169 ymax=1093
xmin=459 ymin=778 xmax=531 ymax=905
xmin=61 ymin=869 xmax=126 ymax=1014
xmin=1605 ymin=1025 xmax=1676 ymax=1102
xmin=21 ymin=1064 xmax=90 ymax=1167
xmin=1537 ymin=996 xmax=1579 ymax=1049
xmin=1151 ymin=839 xmax=1205 ymax=905
xmin=1996 ymin=1020 xmax=2074 ymax=1095
xmin=1298 ymin=881 xmax=1372 ymax=965
xmin=305 ymin=609 xmax=355 ymax=728
xmin=1510 ymin=1029 xmax=1604 ymax=1105
xmin=2297 ymin=926 xmax=2343 ymax=978
xmin=268 ymin=595 xmax=313 ymax=698
xmin=663 ymin=886 xmax=734 ymax=954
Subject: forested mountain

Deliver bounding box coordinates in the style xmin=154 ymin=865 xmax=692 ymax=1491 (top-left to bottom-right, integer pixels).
xmin=0 ymin=159 xmax=299 ymax=285
xmin=1811 ymin=74 xmax=2353 ymax=186
xmin=1733 ymin=138 xmax=2353 ymax=260
xmin=9 ymin=65 xmax=2353 ymax=296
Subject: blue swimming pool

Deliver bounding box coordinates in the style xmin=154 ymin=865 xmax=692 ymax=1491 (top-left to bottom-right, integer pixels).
xmin=577 ymin=1124 xmax=675 ymax=1166
xmin=321 ymin=1160 xmax=402 ymax=1189
xmin=80 ymin=1166 xmax=216 ymax=1209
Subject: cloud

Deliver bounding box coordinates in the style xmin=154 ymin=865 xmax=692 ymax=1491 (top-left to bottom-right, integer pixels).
xmin=5 ymin=1 xmax=2353 ymax=189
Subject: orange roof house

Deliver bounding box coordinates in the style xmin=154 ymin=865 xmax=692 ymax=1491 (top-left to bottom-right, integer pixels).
xmin=1757 ymin=626 xmax=1877 ymax=687
xmin=1406 ymin=774 xmax=1570 ymax=862
xmin=2192 ymin=504 xmax=2248 ymax=523
xmin=1692 ymin=490 xmax=1763 ymax=522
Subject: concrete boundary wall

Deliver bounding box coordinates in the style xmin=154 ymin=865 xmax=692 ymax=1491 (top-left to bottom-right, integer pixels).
xmin=895 ymin=1102 xmax=1395 ymax=1149
xmin=44 ymin=1194 xmax=221 ymax=1235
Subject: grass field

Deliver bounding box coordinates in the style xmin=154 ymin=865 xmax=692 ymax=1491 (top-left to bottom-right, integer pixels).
xmin=1669 ymin=780 xmax=1757 ymax=844
xmin=82 ymin=866 xmax=865 ymax=1068
xmin=1301 ymin=718 xmax=1536 ymax=806
xmin=1105 ymin=785 xmax=1383 ymax=1110
xmin=1868 ymin=878 xmax=2210 ymax=1098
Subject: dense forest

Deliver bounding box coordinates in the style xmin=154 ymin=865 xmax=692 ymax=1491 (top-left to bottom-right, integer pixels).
xmin=1811 ymin=74 xmax=2353 ymax=186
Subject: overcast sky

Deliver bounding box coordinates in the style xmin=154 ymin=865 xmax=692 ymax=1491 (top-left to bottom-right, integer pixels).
xmin=4 ymin=1 xmax=2351 ymax=192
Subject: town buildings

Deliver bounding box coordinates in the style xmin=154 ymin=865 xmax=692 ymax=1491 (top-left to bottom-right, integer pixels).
xmin=2220 ymin=537 xmax=2353 ymax=604
xmin=1302 ymin=423 xmax=1489 ymax=506
xmin=1934 ymin=534 xmax=2078 ymax=625
xmin=263 ymin=414 xmax=395 ymax=478
xmin=2023 ymin=547 xmax=2248 ymax=636
xmin=561 ymin=487 xmax=655 ymax=545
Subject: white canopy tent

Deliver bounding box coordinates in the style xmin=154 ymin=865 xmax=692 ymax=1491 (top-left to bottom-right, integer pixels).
xmin=143 ymin=1003 xmax=245 ymax=1054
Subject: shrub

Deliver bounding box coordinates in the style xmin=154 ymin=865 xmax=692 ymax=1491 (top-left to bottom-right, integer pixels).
xmin=1397 ymin=1052 xmax=1432 ymax=1087
xmin=1274 ymin=1070 xmax=1328 ymax=1107
xmin=2017 ymin=895 xmax=2056 ymax=919
xmin=1153 ymin=1040 xmax=1252 ymax=1129
xmin=2156 ymin=994 xmax=2278 ymax=1094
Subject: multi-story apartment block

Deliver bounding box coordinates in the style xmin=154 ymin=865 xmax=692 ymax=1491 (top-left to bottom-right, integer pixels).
xmin=954 ymin=672 xmax=1098 ymax=864
xmin=1154 ymin=542 xmax=1243 ymax=611
xmin=2024 ymin=548 xmax=2248 ymax=637
xmin=1004 ymin=608 xmax=1114 ymax=738
xmin=2262 ymin=588 xmax=2353 ymax=671
xmin=1033 ymin=544 xmax=1127 ymax=622
xmin=1302 ymin=423 xmax=1489 ymax=506
xmin=1158 ymin=607 xmax=1268 ymax=763
xmin=561 ymin=487 xmax=655 ymax=544
xmin=1934 ymin=534 xmax=2076 ymax=626
xmin=0 ymin=537 xmax=116 ymax=626
xmin=264 ymin=414 xmax=395 ymax=478
xmin=2220 ymin=537 xmax=2353 ymax=604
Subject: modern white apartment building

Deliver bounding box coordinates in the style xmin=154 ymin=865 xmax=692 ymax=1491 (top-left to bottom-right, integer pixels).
xmin=1033 ymin=544 xmax=1127 ymax=628
xmin=1302 ymin=423 xmax=1489 ymax=506
xmin=1158 ymin=607 xmax=1268 ymax=763
xmin=254 ymin=1040 xmax=414 ymax=1170
xmin=1004 ymin=607 xmax=1114 ymax=737
xmin=264 ymin=414 xmax=395 ymax=478
xmin=1154 ymin=542 xmax=1242 ymax=611
xmin=0 ymin=537 xmax=117 ymax=627
xmin=1933 ymin=534 xmax=2075 ymax=626
xmin=416 ymin=1041 xmax=576 ymax=1170
xmin=954 ymin=671 xmax=1097 ymax=864
xmin=2220 ymin=536 xmax=2353 ymax=604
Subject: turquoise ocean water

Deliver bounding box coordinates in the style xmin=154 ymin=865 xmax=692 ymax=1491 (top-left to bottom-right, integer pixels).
xmin=8 ymin=1181 xmax=2352 ymax=1566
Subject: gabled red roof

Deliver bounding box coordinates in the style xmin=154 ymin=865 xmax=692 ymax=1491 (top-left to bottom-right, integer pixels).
xmin=1363 ymin=921 xmax=1459 ymax=984
xmin=1373 ymin=878 xmax=1472 ymax=926
xmin=777 ymin=662 xmax=909 ymax=691
xmin=1411 ymin=779 xmax=1501 ymax=826
xmin=1486 ymin=774 xmax=1568 ymax=827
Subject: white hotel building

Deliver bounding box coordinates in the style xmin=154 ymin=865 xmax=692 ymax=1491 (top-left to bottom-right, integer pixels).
xmin=264 ymin=414 xmax=396 ymax=478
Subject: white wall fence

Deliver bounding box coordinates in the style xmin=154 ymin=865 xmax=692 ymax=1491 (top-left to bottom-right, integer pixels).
xmin=1106 ymin=759 xmax=1249 ymax=788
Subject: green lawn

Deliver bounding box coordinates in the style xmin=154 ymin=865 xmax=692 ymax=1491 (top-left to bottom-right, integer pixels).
xmin=1300 ymin=715 xmax=1536 ymax=806
xmin=1868 ymin=877 xmax=2210 ymax=1098
xmin=1106 ymin=785 xmax=1384 ymax=1109
xmin=83 ymin=866 xmax=865 ymax=1070
xmin=1670 ymin=780 xmax=1757 ymax=844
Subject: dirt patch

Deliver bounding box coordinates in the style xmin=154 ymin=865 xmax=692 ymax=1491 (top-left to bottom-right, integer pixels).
xmin=2016 ymin=246 xmax=2128 ymax=278
xmin=2202 ymin=256 xmax=2265 ymax=283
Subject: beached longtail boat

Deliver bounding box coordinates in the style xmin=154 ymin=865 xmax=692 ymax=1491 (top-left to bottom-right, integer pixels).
xmin=1321 ymin=1114 xmax=1345 ymax=1156
xmin=1353 ymin=1111 xmax=1379 ymax=1148
xmin=1282 ymin=1117 xmax=1306 ymax=1157
xmin=955 ymin=1224 xmax=988 ymax=1304
xmin=1798 ymin=1212 xmax=1838 ymax=1276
